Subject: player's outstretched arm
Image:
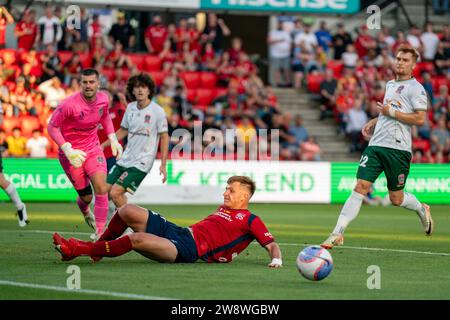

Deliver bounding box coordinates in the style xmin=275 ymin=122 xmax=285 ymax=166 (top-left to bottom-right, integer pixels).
xmin=265 ymin=242 xmax=282 ymax=268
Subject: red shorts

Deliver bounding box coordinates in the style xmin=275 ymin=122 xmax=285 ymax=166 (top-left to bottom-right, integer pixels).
xmin=59 ymin=148 xmax=107 ymax=191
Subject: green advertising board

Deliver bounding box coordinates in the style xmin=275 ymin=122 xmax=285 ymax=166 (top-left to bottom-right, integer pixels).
xmin=331 ymin=163 xmax=450 ymax=204
xmin=0 ymin=158 xmax=77 ymax=201
xmin=201 ymin=0 xmax=360 ymax=13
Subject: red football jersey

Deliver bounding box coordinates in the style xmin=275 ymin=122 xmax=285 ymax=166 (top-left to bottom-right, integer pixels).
xmin=191 ymin=206 xmax=275 ymax=263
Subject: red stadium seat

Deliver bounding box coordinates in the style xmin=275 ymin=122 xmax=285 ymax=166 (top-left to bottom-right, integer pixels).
xmin=20 ymin=116 xmax=41 ymax=137
xmin=58 ymin=50 xmax=73 ymax=66
xmin=148 ymin=71 xmax=168 ymax=86
xmin=196 ymin=88 xmax=216 ymax=105
xmin=200 ymin=72 xmax=217 ymax=89
xmin=101 ymin=68 xmax=116 ymax=81
xmin=432 ymin=76 xmax=449 ymax=93
xmin=79 ymin=53 xmax=93 ymax=69
xmin=307 ymin=73 xmax=325 ymax=94
xmin=180 ymin=71 xmax=201 ymax=89
xmin=1 ymin=116 xmax=20 ymax=134
xmin=0 ymin=49 xmax=17 ymax=66
xmin=186 ymin=89 xmax=197 ymax=103
xmin=214 ymin=88 xmax=227 ymax=99
xmin=143 ymin=55 xmax=162 ymax=71
xmin=127 ymin=53 xmax=145 ymax=70
xmin=327 ymin=60 xmax=344 ymax=77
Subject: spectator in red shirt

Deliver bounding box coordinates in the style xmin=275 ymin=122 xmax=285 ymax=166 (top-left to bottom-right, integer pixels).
xmin=144 ymin=15 xmax=168 ymax=54
xmin=88 ymin=14 xmax=103 ymax=51
xmin=15 ymin=9 xmax=38 ymax=51
xmin=0 ymin=6 xmax=13 ymax=49
xmin=354 ymin=25 xmax=377 ymax=58
xmin=53 ymin=176 xmax=283 ymax=267
xmin=105 ymin=41 xmax=133 ymax=69
xmin=63 ymin=54 xmax=83 ymax=86
xmin=228 ymin=37 xmax=244 ymax=65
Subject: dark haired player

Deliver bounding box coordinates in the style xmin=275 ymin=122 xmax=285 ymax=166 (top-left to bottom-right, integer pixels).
xmin=48 ymin=69 xmax=123 ymax=239
xmin=101 ymin=73 xmax=169 ymax=222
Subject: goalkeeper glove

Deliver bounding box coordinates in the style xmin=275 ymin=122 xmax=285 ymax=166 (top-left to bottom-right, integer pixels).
xmin=61 ymin=142 xmax=87 ymax=168
xmin=108 ymin=133 xmax=123 ymax=160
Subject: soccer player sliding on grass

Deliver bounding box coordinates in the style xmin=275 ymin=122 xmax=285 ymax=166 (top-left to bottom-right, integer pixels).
xmin=48 ymin=69 xmax=123 ymax=240
xmin=322 ymin=45 xmax=434 ymax=249
xmin=53 ymin=176 xmax=283 ymax=268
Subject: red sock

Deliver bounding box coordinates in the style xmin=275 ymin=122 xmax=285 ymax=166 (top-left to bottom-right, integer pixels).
xmin=91 ymin=235 xmax=132 ymax=257
xmin=98 ymin=212 xmax=128 ymax=241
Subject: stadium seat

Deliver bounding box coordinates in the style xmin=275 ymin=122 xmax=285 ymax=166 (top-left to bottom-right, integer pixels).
xmin=127 ymin=53 xmax=145 ymax=70
xmin=58 ymin=50 xmax=73 ymax=66
xmin=0 ymin=49 xmax=17 ymax=66
xmin=143 ymin=55 xmax=162 ymax=71
xmin=1 ymin=116 xmax=20 ymax=134
xmin=101 ymin=68 xmax=116 ymax=81
xmin=327 ymin=60 xmax=344 ymax=77
xmin=196 ymin=88 xmax=216 ymax=105
xmin=148 ymin=71 xmax=168 ymax=86
xmin=20 ymin=116 xmax=41 ymax=137
xmin=307 ymin=73 xmax=325 ymax=94
xmin=432 ymin=76 xmax=449 ymax=93
xmin=200 ymin=72 xmax=217 ymax=89
xmin=79 ymin=53 xmax=93 ymax=69
xmin=186 ymin=89 xmax=197 ymax=103
xmin=214 ymin=88 xmax=227 ymax=100
xmin=180 ymin=71 xmax=201 ymax=89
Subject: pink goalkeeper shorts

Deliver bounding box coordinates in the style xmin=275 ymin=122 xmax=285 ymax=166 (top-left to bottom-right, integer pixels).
xmin=59 ymin=148 xmax=107 ymax=191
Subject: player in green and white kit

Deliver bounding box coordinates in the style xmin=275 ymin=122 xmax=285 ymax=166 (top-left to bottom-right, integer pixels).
xmin=103 ymin=73 xmax=168 ymax=227
xmin=322 ymin=45 xmax=434 ymax=249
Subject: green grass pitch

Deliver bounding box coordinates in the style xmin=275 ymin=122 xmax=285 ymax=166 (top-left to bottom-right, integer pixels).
xmin=1 ymin=202 xmax=449 ymax=300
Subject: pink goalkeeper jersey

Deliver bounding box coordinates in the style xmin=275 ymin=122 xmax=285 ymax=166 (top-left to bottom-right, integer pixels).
xmin=48 ymin=91 xmax=114 ymax=153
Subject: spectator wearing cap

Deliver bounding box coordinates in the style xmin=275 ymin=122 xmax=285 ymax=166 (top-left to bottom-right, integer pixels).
xmin=108 ymin=11 xmax=135 ymax=51
xmin=202 ymin=13 xmax=231 ymax=53
xmin=332 ymin=23 xmax=353 ymax=60
xmin=37 ymin=6 xmax=62 ymax=51
xmin=15 ymin=9 xmax=38 ymax=51
xmin=0 ymin=6 xmax=14 ymax=49
xmin=6 ymin=127 xmax=28 ymax=157
xmin=144 ymin=15 xmax=168 ymax=54
xmin=267 ymin=19 xmax=292 ymax=87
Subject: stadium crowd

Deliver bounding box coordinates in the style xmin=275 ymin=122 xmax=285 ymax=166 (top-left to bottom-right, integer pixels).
xmin=0 ymin=6 xmax=320 ymax=161
xmin=268 ymin=16 xmax=450 ymax=163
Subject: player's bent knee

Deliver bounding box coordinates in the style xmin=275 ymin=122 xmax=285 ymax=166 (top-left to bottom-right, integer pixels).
xmin=389 ymin=196 xmax=403 ymax=206
xmin=81 ymin=194 xmax=93 ymax=204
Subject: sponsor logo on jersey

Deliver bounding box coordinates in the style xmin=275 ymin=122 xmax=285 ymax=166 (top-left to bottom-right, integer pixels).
xmin=396 ymin=85 xmax=405 ymax=94
xmin=215 ymin=211 xmax=232 ymax=221
xmin=119 ymin=171 xmax=128 ymax=181
xmin=264 ymin=232 xmax=273 ymax=238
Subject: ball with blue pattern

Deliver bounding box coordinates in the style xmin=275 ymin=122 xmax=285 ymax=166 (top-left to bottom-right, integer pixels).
xmin=296 ymin=245 xmax=333 ymax=281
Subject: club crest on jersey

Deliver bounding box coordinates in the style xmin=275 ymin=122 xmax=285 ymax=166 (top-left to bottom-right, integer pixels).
xmin=398 ymin=174 xmax=405 ymax=186
xmin=144 ymin=115 xmax=151 ymax=123
xmin=98 ymin=107 xmax=104 ymax=117
xmin=235 ymin=213 xmax=245 ymax=220
xmin=97 ymin=156 xmax=104 ymax=163
xmin=79 ymin=111 xmax=85 ymax=120
xmin=119 ymin=172 xmax=128 ymax=181
xmin=396 ymin=85 xmax=405 ymax=94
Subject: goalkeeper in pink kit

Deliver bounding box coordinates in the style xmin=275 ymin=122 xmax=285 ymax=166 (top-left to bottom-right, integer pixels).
xmin=48 ymin=69 xmax=123 ymax=238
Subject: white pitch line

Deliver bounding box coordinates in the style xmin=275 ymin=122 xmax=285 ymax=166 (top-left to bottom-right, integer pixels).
xmin=3 ymin=229 xmax=450 ymax=257
xmin=0 ymin=280 xmax=176 ymax=300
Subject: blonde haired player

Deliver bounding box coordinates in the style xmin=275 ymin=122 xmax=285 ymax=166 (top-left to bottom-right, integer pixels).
xmin=322 ymin=45 xmax=434 ymax=249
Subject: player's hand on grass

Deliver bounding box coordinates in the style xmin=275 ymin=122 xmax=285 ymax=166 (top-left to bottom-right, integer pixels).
xmin=160 ymin=165 xmax=167 ymax=183
xmin=61 ymin=142 xmax=86 ymax=168
xmin=268 ymin=258 xmax=283 ymax=268
xmin=108 ymin=134 xmax=123 ymax=160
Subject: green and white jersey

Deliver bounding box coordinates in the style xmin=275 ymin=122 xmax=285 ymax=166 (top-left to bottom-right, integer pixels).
xmin=117 ymin=100 xmax=168 ymax=173
xmin=369 ymin=77 xmax=428 ymax=153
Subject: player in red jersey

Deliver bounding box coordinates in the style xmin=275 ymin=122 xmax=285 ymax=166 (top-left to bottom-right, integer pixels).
xmin=53 ymin=176 xmax=283 ymax=268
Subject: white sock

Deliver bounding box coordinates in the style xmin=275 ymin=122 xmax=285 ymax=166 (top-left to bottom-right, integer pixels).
xmin=106 ymin=199 xmax=116 ymax=226
xmin=4 ymin=183 xmax=24 ymax=210
xmin=333 ymin=191 xmax=365 ymax=234
xmin=400 ymin=192 xmax=424 ymax=217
